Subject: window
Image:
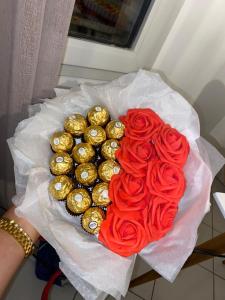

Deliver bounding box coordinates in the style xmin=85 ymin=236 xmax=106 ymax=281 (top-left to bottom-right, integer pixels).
xmin=69 ymin=0 xmax=153 ymax=48
xmin=61 ymin=0 xmax=186 ymax=80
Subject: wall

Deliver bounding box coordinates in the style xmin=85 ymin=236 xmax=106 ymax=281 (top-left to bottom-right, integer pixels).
xmin=59 ymin=0 xmax=225 ymax=156
xmin=152 ymin=0 xmax=225 ymax=155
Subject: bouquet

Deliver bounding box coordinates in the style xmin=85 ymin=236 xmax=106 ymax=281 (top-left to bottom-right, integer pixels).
xmin=48 ymin=105 xmax=189 ymax=258
xmin=8 ymin=71 xmax=224 ymax=300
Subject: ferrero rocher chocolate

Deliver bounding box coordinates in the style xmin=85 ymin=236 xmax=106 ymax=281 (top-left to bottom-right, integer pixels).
xmin=49 ymin=175 xmax=74 ymax=200
xmin=66 ymin=188 xmax=92 ymax=214
xmin=87 ymin=105 xmax=109 ymax=126
xmin=106 ymin=120 xmax=125 ymax=139
xmin=101 ymin=139 xmax=120 ymax=160
xmin=75 ymin=163 xmax=97 ymax=186
xmin=50 ymin=152 xmax=73 ymax=175
xmin=98 ymin=160 xmax=120 ymax=182
xmin=92 ymin=182 xmax=111 ymax=206
xmin=84 ymin=125 xmax=106 ymax=146
xmin=64 ymin=114 xmax=87 ymax=136
xmin=81 ymin=207 xmax=105 ymax=234
xmin=72 ymin=143 xmax=95 ymax=163
xmin=50 ymin=131 xmax=74 ymax=152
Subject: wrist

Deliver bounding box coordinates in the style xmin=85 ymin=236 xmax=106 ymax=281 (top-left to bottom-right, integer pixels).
xmin=3 ymin=206 xmax=40 ymax=243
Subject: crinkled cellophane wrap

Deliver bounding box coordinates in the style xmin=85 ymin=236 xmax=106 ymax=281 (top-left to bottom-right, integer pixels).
xmin=8 ymin=70 xmax=225 ymax=300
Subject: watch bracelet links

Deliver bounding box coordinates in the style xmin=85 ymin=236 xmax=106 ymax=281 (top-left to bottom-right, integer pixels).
xmin=0 ymin=217 xmax=35 ymax=257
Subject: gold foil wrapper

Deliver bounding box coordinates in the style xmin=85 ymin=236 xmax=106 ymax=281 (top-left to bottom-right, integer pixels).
xmin=75 ymin=163 xmax=97 ymax=186
xmin=81 ymin=207 xmax=105 ymax=234
xmin=92 ymin=182 xmax=111 ymax=206
xmin=98 ymin=160 xmax=121 ymax=182
xmin=50 ymin=152 xmax=73 ymax=175
xmin=72 ymin=143 xmax=95 ymax=163
xmin=101 ymin=139 xmax=120 ymax=160
xmin=106 ymin=120 xmax=125 ymax=139
xmin=50 ymin=131 xmax=74 ymax=152
xmin=64 ymin=114 xmax=87 ymax=136
xmin=66 ymin=188 xmax=91 ymax=214
xmin=87 ymin=105 xmax=109 ymax=126
xmin=49 ymin=175 xmax=74 ymax=200
xmin=84 ymin=125 xmax=106 ymax=146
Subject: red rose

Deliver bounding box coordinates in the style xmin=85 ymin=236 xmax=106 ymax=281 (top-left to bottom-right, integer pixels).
xmin=144 ymin=197 xmax=178 ymax=241
xmin=146 ymin=161 xmax=185 ymax=201
xmin=120 ymin=108 xmax=163 ymax=141
xmin=110 ymin=171 xmax=149 ymax=211
xmin=116 ymin=137 xmax=157 ymax=177
xmin=153 ymin=124 xmax=189 ymax=167
xmin=99 ymin=206 xmax=149 ymax=257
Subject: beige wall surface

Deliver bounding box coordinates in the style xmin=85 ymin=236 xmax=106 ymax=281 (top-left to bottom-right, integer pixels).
xmin=152 ymin=0 xmax=225 ymax=155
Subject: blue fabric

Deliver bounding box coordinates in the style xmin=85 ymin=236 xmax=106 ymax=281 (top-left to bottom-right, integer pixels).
xmin=35 ymin=240 xmax=65 ymax=286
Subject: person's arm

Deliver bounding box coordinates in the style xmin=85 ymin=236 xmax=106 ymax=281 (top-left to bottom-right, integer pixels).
xmin=0 ymin=206 xmax=39 ymax=298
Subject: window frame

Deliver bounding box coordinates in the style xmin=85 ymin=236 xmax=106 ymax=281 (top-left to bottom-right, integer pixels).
xmin=62 ymin=0 xmax=186 ymax=74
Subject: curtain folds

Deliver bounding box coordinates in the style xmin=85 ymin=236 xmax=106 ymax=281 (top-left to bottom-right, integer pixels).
xmin=0 ymin=0 xmax=75 ymax=207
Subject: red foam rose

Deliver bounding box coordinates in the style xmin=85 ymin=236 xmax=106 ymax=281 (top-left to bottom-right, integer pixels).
xmin=120 ymin=108 xmax=163 ymax=141
xmin=153 ymin=124 xmax=190 ymax=167
xmin=98 ymin=206 xmax=149 ymax=257
xmin=110 ymin=171 xmax=149 ymax=212
xmin=98 ymin=108 xmax=189 ymax=257
xmin=116 ymin=137 xmax=157 ymax=177
xmin=146 ymin=161 xmax=186 ymax=201
xmin=143 ymin=197 xmax=178 ymax=241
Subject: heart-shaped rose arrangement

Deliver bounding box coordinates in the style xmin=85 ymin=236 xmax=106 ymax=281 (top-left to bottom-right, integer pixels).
xmin=49 ymin=106 xmax=189 ymax=257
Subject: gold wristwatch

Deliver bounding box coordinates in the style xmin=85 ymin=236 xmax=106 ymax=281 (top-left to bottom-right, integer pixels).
xmin=0 ymin=217 xmax=35 ymax=257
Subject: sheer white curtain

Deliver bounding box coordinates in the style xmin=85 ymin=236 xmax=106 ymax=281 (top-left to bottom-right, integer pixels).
xmin=0 ymin=0 xmax=75 ymax=208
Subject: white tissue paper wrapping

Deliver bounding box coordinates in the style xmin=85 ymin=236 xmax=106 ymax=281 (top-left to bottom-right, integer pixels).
xmin=8 ymin=70 xmax=225 ymax=299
